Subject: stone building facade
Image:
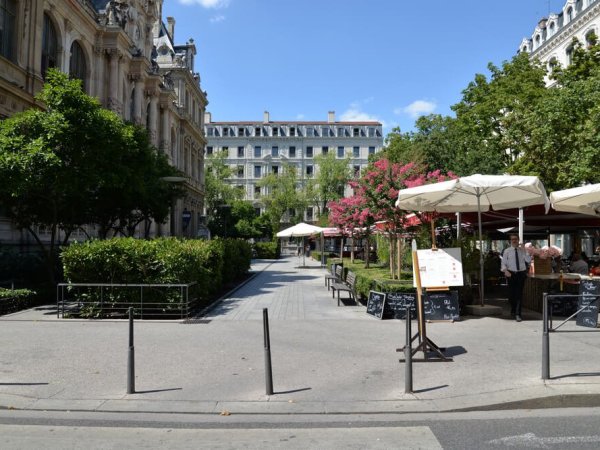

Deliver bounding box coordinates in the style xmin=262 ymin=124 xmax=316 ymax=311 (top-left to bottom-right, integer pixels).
xmin=519 ymin=0 xmax=600 ymax=85
xmin=0 ymin=0 xmax=207 ymax=243
xmin=204 ymin=111 xmax=383 ymax=223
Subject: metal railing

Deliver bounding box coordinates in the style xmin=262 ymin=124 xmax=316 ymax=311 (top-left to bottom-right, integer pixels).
xmin=57 ymin=282 xmax=198 ymax=320
xmin=542 ymin=292 xmax=599 ymax=379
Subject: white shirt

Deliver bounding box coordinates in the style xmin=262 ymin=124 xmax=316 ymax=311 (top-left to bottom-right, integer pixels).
xmin=501 ymin=246 xmax=530 ymax=272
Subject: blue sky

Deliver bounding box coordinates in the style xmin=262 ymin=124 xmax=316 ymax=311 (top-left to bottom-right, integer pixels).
xmin=163 ymin=0 xmax=565 ymax=134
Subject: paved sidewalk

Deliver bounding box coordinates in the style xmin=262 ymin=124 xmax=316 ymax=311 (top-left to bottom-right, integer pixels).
xmin=1 ymin=256 xmax=600 ymax=415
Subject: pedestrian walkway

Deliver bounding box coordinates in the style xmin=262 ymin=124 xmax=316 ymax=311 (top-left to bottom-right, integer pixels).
xmin=1 ymin=256 xmax=599 ymax=416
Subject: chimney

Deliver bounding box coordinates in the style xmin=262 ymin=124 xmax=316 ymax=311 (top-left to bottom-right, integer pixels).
xmin=204 ymin=112 xmax=212 ymax=123
xmin=167 ymin=17 xmax=175 ymax=41
xmin=263 ymin=111 xmax=270 ymax=123
xmin=328 ymin=111 xmax=335 ymax=123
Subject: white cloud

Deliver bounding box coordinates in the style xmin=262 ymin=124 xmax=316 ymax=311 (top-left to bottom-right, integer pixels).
xmin=296 ymin=113 xmax=305 ymax=120
xmin=179 ymin=0 xmax=230 ymax=9
xmin=210 ymin=14 xmax=226 ymax=23
xmin=340 ymin=103 xmax=385 ymax=126
xmin=396 ymin=100 xmax=437 ymax=118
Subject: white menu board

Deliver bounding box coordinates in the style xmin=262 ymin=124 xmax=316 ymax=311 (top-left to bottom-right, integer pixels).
xmin=413 ymin=247 xmax=464 ymax=288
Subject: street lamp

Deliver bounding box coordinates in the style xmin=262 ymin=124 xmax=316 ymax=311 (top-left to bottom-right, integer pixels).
xmin=160 ymin=176 xmax=186 ymax=237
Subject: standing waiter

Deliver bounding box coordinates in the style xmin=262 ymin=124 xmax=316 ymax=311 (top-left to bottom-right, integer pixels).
xmin=501 ymin=234 xmax=531 ymax=322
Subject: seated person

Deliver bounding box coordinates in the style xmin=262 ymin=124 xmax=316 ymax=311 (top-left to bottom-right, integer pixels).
xmin=569 ymin=253 xmax=589 ymax=275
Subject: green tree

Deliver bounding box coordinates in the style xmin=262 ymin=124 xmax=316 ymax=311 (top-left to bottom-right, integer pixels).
xmin=0 ymin=69 xmax=178 ymax=282
xmin=258 ymin=164 xmax=306 ymax=236
xmin=451 ymin=52 xmax=548 ymax=175
xmin=204 ymin=150 xmax=242 ymax=227
xmin=305 ymin=152 xmax=351 ymax=216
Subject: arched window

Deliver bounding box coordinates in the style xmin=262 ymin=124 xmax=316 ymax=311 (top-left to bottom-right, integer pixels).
xmin=0 ymin=0 xmax=16 ymax=61
xmin=548 ymin=57 xmax=558 ymax=74
xmin=566 ymin=7 xmax=573 ymax=22
xmin=549 ymin=22 xmax=555 ymax=35
xmin=585 ymin=30 xmax=597 ymax=48
xmin=69 ymin=41 xmax=87 ymax=91
xmin=41 ymin=13 xmax=58 ymax=79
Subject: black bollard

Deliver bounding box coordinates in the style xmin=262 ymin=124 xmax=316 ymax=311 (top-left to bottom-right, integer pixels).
xmin=127 ymin=307 xmax=135 ymax=394
xmin=404 ymin=309 xmax=413 ymax=393
xmin=542 ymin=293 xmax=550 ymax=380
xmin=263 ymin=308 xmax=274 ymax=395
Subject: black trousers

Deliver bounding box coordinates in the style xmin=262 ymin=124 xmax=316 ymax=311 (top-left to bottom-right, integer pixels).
xmin=507 ymin=271 xmax=527 ymax=315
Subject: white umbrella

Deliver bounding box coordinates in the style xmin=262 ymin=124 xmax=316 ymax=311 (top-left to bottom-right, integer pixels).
xmin=549 ymin=183 xmax=600 ymax=217
xmin=395 ymin=174 xmax=550 ymax=306
xmin=276 ymin=223 xmax=324 ymax=266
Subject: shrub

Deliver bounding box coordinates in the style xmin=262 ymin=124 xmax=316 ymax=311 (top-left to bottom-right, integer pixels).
xmin=254 ymin=242 xmax=278 ymax=259
xmin=0 ymin=288 xmax=37 ymax=316
xmin=60 ymin=237 xmax=251 ymax=317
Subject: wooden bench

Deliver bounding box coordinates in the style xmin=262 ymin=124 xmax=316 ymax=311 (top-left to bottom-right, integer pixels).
xmin=324 ymin=264 xmax=341 ymax=290
xmin=331 ymin=270 xmax=358 ymax=306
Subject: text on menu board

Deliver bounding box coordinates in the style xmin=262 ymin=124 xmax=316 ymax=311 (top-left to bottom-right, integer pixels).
xmin=414 ymin=247 xmax=463 ymax=288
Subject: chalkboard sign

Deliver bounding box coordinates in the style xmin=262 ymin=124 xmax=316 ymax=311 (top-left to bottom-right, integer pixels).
xmin=366 ymin=291 xmax=385 ymax=319
xmin=384 ymin=292 xmax=417 ymax=320
xmin=576 ymin=279 xmax=600 ymax=328
xmin=423 ymin=291 xmax=460 ymax=321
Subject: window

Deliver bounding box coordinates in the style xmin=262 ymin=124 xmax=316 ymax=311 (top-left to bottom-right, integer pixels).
xmin=585 ymin=30 xmax=597 ymax=48
xmin=207 ymin=127 xmax=214 ymax=137
xmin=338 ymin=127 xmax=346 ymax=137
xmin=566 ymin=45 xmax=574 ymax=64
xmin=254 ymin=165 xmax=262 ymax=178
xmin=271 ymin=146 xmax=279 ymax=157
xmin=237 ymin=166 xmax=244 ymax=178
xmin=337 ymin=146 xmax=345 ymax=158
xmin=368 ymin=127 xmax=375 ymax=137
xmin=254 ymin=207 xmax=261 ymax=216
xmin=272 ymin=127 xmax=279 ymax=136
xmin=306 ymin=146 xmax=313 ymax=158
xmin=353 ymin=128 xmax=360 ymax=137
xmin=322 ymin=145 xmax=328 ymax=155
xmin=306 ymin=165 xmax=313 ymax=177
xmin=222 ymin=146 xmax=229 ymax=155
xmin=353 ymin=166 xmax=361 ymax=178
xmin=42 ymin=14 xmax=58 ymax=79
xmin=254 ymin=146 xmax=262 ymax=157
xmin=322 ymin=127 xmax=330 ymax=137
xmin=306 ymin=127 xmax=314 ymax=137
xmin=307 ymin=207 xmax=314 ymax=221
xmin=272 ymin=165 xmax=279 ymax=175
xmin=368 ymin=146 xmax=376 ymax=155
xmin=353 ymin=146 xmax=360 ymax=158
xmin=255 ymin=127 xmax=261 ymax=136
xmin=206 ymin=146 xmax=213 ymax=155
xmin=548 ymin=58 xmax=558 ymax=74
xmin=290 ymin=127 xmax=296 ymax=136
xmin=289 ymin=146 xmax=296 ymax=158
xmin=69 ymin=41 xmax=87 ymax=91
xmin=238 ymin=127 xmax=245 ymax=136
xmin=567 ymin=7 xmax=573 ymax=22
xmin=254 ymin=186 xmax=261 ymax=199
xmin=237 ymin=146 xmax=244 ymax=158
xmin=223 ymin=127 xmax=229 ymax=137
xmin=0 ymin=0 xmax=16 ymax=61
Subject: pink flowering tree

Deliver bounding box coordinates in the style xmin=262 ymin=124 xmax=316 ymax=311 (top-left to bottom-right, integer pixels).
xmin=333 ymin=159 xmax=455 ymax=273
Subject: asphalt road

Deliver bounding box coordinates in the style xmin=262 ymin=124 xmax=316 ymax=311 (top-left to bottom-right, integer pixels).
xmin=2 ymin=407 xmax=600 ymax=449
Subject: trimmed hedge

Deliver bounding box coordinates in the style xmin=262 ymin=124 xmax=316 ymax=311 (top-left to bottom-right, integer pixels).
xmin=60 ymin=237 xmax=252 ymax=317
xmin=0 ymin=288 xmax=37 ymax=316
xmin=254 ymin=242 xmax=279 ymax=259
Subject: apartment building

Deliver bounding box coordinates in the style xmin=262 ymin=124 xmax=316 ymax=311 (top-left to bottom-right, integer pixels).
xmin=204 ymin=111 xmax=383 ymax=222
xmin=0 ymin=0 xmax=206 ymax=242
xmin=519 ymin=0 xmax=600 ymax=84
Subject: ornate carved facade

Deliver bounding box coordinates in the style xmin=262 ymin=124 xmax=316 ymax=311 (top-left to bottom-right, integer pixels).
xmin=519 ymin=0 xmax=600 ymax=85
xmin=0 ymin=0 xmax=207 ymax=242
